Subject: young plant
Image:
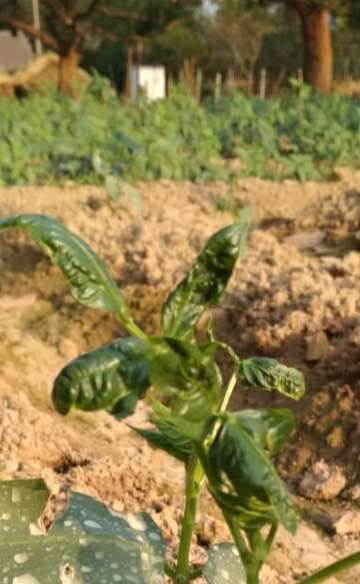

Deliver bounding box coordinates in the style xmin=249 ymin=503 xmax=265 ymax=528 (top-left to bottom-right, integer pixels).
xmin=1 ymin=214 xmax=359 ymax=584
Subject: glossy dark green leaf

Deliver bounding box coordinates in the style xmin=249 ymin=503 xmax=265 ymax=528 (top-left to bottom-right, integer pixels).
xmin=238 ymin=357 xmax=305 ymax=400
xmin=203 ymin=543 xmax=246 ymax=584
xmin=234 ymin=408 xmax=295 ymax=456
xmin=131 ymin=414 xmax=193 ymax=463
xmin=0 ymin=214 xmax=129 ymax=319
xmin=208 ymin=415 xmax=297 ymax=533
xmin=161 ymin=222 xmax=249 ymax=339
xmin=0 ymin=479 xmax=164 ymax=583
xmin=149 ymin=337 xmax=221 ymax=425
xmin=52 ymin=337 xmax=150 ymax=416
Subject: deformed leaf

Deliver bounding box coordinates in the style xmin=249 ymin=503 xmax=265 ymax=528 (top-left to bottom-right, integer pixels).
xmin=238 ymin=357 xmax=305 ymax=400
xmin=131 ymin=414 xmax=193 ymax=463
xmin=208 ymin=415 xmax=297 ymax=533
xmin=203 ymin=543 xmax=246 ymax=584
xmin=0 ymin=214 xmax=129 ymax=320
xmin=234 ymin=408 xmax=295 ymax=456
xmin=162 ymin=222 xmax=249 ymax=339
xmin=52 ymin=337 xmax=150 ymax=416
xmin=0 ymin=479 xmax=164 ymax=583
xmin=149 ymin=337 xmax=221 ymax=425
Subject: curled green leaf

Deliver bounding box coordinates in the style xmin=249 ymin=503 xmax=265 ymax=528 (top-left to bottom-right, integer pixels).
xmin=131 ymin=414 xmax=193 ymax=463
xmin=149 ymin=337 xmax=222 ymax=425
xmin=233 ymin=408 xmax=295 ymax=456
xmin=52 ymin=337 xmax=150 ymax=416
xmin=238 ymin=357 xmax=305 ymax=400
xmin=0 ymin=214 xmax=130 ymax=323
xmin=161 ymin=221 xmax=249 ymax=339
xmin=208 ymin=414 xmax=297 ymax=533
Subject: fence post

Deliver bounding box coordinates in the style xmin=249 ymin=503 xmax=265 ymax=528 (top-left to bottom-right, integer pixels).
xmin=259 ymin=68 xmax=267 ymax=99
xmin=214 ymin=72 xmax=222 ymax=102
xmin=195 ymin=68 xmax=203 ymax=103
xmin=248 ymin=69 xmax=254 ymax=95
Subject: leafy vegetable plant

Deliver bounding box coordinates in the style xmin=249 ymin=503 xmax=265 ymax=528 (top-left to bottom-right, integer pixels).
xmin=1 ymin=213 xmax=359 ymax=584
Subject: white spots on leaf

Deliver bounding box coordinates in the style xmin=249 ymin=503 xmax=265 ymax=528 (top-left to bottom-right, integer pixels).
xmin=12 ymin=576 xmax=40 ymax=584
xmin=231 ymin=546 xmax=239 ymax=556
xmin=83 ymin=519 xmax=102 ymax=529
xmin=125 ymin=515 xmax=147 ymax=532
xmin=80 ymin=566 xmax=91 ymax=573
xmin=148 ymin=532 xmax=161 ymax=541
xmin=11 ymin=489 xmax=21 ymax=503
xmin=64 ymin=520 xmax=73 ymax=528
xmin=1 ymin=513 xmax=10 ymax=520
xmin=112 ymin=577 xmax=122 ymax=582
xmin=28 ymin=522 xmax=43 ymax=536
xmin=79 ymin=537 xmax=88 ymax=546
xmin=14 ymin=554 xmax=28 ymax=565
xmin=221 ymin=569 xmax=230 ymax=581
xmin=125 ymin=576 xmax=139 ymax=583
xmin=59 ymin=563 xmax=80 ymax=584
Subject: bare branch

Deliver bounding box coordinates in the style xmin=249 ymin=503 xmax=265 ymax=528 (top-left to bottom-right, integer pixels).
xmin=75 ymin=0 xmax=102 ymax=23
xmin=0 ymin=15 xmax=60 ymax=50
xmin=95 ymin=5 xmax=146 ymax=21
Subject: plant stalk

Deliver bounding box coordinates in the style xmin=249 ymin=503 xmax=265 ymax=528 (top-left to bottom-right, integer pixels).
xmin=174 ymin=454 xmax=204 ymax=583
xmin=299 ymin=551 xmax=360 ymax=584
xmin=174 ymin=372 xmax=240 ymax=582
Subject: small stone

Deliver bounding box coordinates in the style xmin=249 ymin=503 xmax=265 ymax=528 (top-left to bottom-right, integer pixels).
xmin=326 ymin=426 xmax=345 ymax=449
xmin=332 ymin=511 xmax=360 ymax=535
xmin=299 ymin=461 xmax=347 ymax=501
xmin=306 ymin=331 xmax=330 ymax=362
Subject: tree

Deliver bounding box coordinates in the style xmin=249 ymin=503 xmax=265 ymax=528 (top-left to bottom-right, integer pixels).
xmin=216 ymin=0 xmax=356 ymax=94
xmin=0 ymin=1 xmax=137 ymax=94
xmin=286 ymin=1 xmax=333 ymax=93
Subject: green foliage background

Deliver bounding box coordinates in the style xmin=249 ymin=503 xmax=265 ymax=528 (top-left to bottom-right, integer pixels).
xmin=0 ymin=84 xmax=359 ymax=186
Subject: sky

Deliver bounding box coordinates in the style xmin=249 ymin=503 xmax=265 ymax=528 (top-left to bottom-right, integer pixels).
xmin=203 ymin=0 xmax=218 ymax=16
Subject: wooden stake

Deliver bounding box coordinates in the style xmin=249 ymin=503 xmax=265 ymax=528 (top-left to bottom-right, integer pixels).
xmin=214 ymin=72 xmax=222 ymax=102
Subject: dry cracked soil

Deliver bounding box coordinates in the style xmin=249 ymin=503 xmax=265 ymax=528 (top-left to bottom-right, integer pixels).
xmin=0 ymin=172 xmax=360 ymax=583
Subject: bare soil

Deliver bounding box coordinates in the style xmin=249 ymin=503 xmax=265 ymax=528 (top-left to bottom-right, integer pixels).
xmin=1 ymin=173 xmax=360 ymax=583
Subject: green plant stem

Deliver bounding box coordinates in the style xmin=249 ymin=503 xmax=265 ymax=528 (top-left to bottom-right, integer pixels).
xmin=122 ymin=317 xmax=147 ymax=340
xmin=223 ymin=510 xmax=250 ymax=560
xmin=299 ymin=551 xmax=360 ymax=584
xmin=265 ymin=523 xmax=278 ymax=553
xmin=174 ymin=372 xmax=240 ymax=583
xmin=174 ymin=454 xmax=204 ymax=583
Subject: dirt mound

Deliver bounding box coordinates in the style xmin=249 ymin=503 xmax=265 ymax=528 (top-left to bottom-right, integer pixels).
xmin=1 ymin=175 xmax=360 ymax=582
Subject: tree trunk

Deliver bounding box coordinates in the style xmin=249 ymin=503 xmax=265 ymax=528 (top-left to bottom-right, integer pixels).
xmin=292 ymin=2 xmax=333 ymax=94
xmin=58 ymin=48 xmax=81 ymax=97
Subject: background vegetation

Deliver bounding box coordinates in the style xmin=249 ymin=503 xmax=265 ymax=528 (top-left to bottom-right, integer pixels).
xmin=0 ymin=84 xmax=359 ymax=186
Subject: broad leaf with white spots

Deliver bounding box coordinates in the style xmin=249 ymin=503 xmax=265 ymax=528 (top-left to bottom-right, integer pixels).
xmin=0 ymin=479 xmax=164 ymax=583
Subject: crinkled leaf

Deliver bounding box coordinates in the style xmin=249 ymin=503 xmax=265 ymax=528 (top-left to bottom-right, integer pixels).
xmin=149 ymin=337 xmax=221 ymax=426
xmin=162 ymin=222 xmax=249 ymax=339
xmin=239 ymin=357 xmax=305 ymax=400
xmin=0 ymin=479 xmax=164 ymax=583
xmin=52 ymin=337 xmax=150 ymax=416
xmin=131 ymin=414 xmax=193 ymax=463
xmin=234 ymin=408 xmax=295 ymax=456
xmin=0 ymin=214 xmax=129 ymax=319
xmin=203 ymin=543 xmax=246 ymax=584
xmin=208 ymin=415 xmax=297 ymax=533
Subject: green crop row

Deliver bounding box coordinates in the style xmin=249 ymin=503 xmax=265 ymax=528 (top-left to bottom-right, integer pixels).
xmin=0 ymin=81 xmax=359 ymax=186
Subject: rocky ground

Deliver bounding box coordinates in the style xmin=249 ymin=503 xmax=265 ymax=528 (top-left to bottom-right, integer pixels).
xmin=0 ymin=171 xmax=359 ymax=583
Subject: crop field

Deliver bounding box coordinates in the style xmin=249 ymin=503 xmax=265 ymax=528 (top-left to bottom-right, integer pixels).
xmin=0 ymin=85 xmax=359 ymax=187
